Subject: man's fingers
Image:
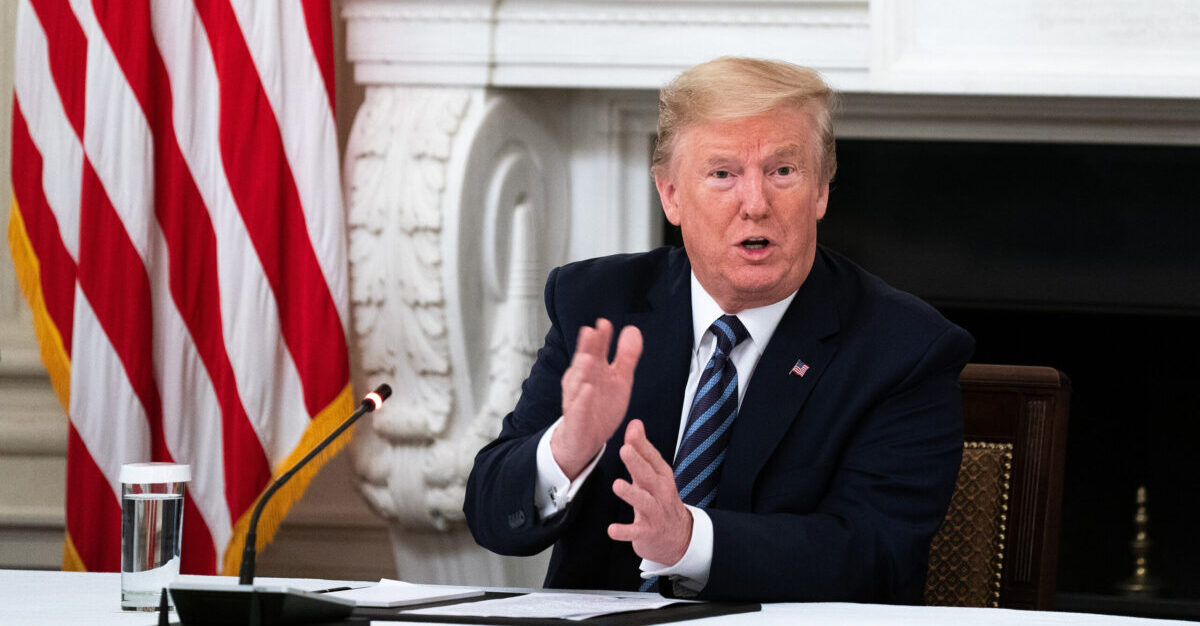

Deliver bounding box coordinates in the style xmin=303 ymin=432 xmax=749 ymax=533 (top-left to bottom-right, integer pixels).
xmin=620 ymin=422 xmax=681 ymax=505
xmin=607 ymin=522 xmax=636 ymax=542
xmin=561 ymin=359 xmax=581 ymax=403
xmin=563 ymin=323 xmax=607 ymax=403
xmin=586 ymin=318 xmax=613 ymax=361
xmin=568 ymin=319 xmax=617 ymax=376
xmin=572 ymin=320 xmax=638 ymax=373
xmin=570 ymin=325 xmax=600 ymax=369
xmin=619 ymin=440 xmax=659 ymax=487
xmin=624 ymin=418 xmax=647 ymax=444
xmin=625 ymin=420 xmax=675 ymax=479
xmin=563 ymin=353 xmax=598 ymax=398
xmin=595 ymin=317 xmax=613 ymax=341
xmin=612 ymin=478 xmax=658 ymax=513
xmin=612 ymin=325 xmax=643 ymax=375
xmin=568 ymin=382 xmax=596 ymax=419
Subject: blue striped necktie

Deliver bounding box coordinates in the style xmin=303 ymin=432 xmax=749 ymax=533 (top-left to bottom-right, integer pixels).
xmin=673 ymin=314 xmax=749 ymax=507
xmin=640 ymin=314 xmax=748 ymax=592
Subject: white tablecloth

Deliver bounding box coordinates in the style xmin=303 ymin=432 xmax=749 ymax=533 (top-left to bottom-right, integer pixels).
xmin=0 ymin=569 xmax=1189 ymax=626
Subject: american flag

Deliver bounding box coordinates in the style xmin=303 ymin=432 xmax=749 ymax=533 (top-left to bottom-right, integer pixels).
xmin=790 ymin=359 xmax=809 ymax=377
xmin=8 ymin=0 xmax=352 ymax=575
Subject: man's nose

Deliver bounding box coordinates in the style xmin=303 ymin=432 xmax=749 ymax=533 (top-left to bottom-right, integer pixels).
xmin=739 ymin=172 xmax=770 ymax=219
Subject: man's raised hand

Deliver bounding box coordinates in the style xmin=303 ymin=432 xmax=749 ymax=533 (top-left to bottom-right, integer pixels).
xmin=607 ymin=419 xmax=693 ymax=566
xmin=551 ymin=319 xmax=643 ymax=479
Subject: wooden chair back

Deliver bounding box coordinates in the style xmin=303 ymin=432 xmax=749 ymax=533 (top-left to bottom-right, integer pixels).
xmin=925 ymin=364 xmax=1070 ymax=610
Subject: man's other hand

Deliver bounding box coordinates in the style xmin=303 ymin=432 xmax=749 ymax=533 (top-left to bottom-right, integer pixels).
xmin=551 ymin=319 xmax=643 ymax=479
xmin=608 ymin=419 xmax=692 ymax=566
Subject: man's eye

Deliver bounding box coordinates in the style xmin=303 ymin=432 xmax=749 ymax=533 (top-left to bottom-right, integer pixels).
xmin=776 ymin=166 xmax=794 ymax=176
xmin=711 ymin=170 xmax=731 ymax=179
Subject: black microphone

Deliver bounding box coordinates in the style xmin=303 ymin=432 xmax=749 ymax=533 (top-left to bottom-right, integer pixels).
xmin=170 ymin=384 xmax=391 ymax=626
xmin=238 ymin=383 xmax=392 ymax=585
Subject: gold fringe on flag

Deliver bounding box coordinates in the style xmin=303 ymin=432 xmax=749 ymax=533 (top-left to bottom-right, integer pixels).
xmin=221 ymin=383 xmax=356 ymax=575
xmin=9 ymin=196 xmax=78 ymax=570
xmin=7 ymin=196 xmax=72 ymax=414
xmin=63 ymin=532 xmax=86 ymax=572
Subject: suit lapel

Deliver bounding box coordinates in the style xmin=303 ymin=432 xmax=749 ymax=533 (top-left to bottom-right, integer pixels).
xmin=717 ymin=251 xmax=841 ymax=511
xmin=625 ymin=248 xmax=692 ymax=466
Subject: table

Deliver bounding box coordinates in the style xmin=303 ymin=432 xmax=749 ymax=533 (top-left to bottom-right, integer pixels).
xmin=0 ymin=569 xmax=1191 ymax=625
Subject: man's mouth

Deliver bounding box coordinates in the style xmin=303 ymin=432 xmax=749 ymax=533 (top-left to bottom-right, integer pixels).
xmin=741 ymin=237 xmax=769 ymax=250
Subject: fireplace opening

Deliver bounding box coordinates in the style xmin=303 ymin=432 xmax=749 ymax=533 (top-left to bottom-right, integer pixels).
xmin=824 ymin=138 xmax=1200 ymax=608
xmin=662 ymin=136 xmax=1200 ymax=610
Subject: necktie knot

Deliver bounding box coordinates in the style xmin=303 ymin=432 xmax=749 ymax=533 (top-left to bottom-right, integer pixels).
xmin=710 ymin=314 xmax=749 ymax=357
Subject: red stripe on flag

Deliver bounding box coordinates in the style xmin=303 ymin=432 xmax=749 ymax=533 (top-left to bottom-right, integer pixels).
xmin=77 ymin=160 xmax=169 ymax=462
xmin=94 ymin=0 xmax=272 ymax=532
xmin=29 ymin=0 xmax=87 ymax=139
xmin=65 ymin=424 xmax=121 ymax=572
xmin=300 ymin=0 xmax=336 ymax=117
xmin=180 ymin=487 xmax=218 ymax=575
xmin=10 ymin=100 xmax=76 ymax=353
xmin=194 ymin=0 xmax=350 ymax=417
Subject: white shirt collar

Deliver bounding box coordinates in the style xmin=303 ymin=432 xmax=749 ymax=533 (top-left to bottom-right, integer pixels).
xmin=689 ymin=272 xmax=797 ymax=356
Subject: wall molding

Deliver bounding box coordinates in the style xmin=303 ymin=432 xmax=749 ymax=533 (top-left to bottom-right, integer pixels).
xmin=837 ymin=92 xmax=1200 ymax=146
xmin=344 ymin=0 xmax=871 ymax=89
xmin=872 ymin=0 xmax=1200 ymax=99
xmin=343 ymin=1 xmax=869 ymax=27
xmin=0 ymin=317 xmax=66 ymax=570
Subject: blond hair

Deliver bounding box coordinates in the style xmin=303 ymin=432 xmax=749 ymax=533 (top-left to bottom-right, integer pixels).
xmin=651 ymin=57 xmax=838 ymax=183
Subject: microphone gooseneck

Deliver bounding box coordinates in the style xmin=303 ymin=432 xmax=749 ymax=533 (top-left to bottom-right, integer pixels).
xmin=237 ymin=384 xmax=392 ymax=585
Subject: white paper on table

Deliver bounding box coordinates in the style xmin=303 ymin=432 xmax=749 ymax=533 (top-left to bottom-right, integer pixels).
xmin=402 ymin=591 xmax=694 ymax=621
xmin=324 ymin=578 xmax=484 ymax=608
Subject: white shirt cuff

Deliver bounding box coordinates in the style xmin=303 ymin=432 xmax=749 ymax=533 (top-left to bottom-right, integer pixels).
xmin=534 ymin=418 xmax=604 ymax=520
xmin=638 ymin=505 xmax=713 ymax=593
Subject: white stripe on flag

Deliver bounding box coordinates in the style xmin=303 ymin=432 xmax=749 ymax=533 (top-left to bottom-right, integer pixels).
xmin=70 ymin=0 xmax=228 ymax=555
xmin=149 ymin=1 xmax=311 ymax=463
xmin=12 ymin=2 xmax=82 ymax=263
xmin=157 ymin=311 xmax=234 ymax=564
xmin=230 ymin=0 xmax=349 ymax=329
xmin=68 ymin=287 xmax=150 ymax=500
xmin=71 ymin=0 xmax=155 ymax=263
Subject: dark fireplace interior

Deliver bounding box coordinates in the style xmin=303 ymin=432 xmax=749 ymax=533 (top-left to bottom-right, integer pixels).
xmin=826 ymin=138 xmax=1200 ymax=615
xmin=663 ymin=136 xmax=1200 ymax=616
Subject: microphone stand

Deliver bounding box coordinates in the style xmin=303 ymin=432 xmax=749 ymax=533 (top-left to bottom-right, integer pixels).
xmin=170 ymin=384 xmax=391 ymax=626
xmin=239 ymin=383 xmax=392 ymax=585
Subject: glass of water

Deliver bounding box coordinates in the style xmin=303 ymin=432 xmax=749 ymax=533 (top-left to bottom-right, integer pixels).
xmin=119 ymin=462 xmax=191 ymax=611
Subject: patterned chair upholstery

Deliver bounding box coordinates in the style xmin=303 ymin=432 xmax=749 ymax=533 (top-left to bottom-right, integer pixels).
xmin=925 ymin=364 xmax=1071 ymax=610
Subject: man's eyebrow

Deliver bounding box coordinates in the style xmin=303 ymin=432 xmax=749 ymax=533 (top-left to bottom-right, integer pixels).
xmin=771 ymin=144 xmax=804 ymax=159
xmin=702 ymin=155 xmax=736 ymax=169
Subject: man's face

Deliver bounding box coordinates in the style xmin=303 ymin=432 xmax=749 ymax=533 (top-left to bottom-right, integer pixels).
xmin=655 ymin=107 xmax=830 ymax=312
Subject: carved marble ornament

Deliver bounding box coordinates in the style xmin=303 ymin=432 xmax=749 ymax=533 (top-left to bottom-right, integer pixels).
xmin=345 ymin=85 xmax=567 ymax=533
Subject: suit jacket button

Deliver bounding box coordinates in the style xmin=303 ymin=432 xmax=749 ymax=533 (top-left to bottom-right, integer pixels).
xmin=508 ymin=510 xmax=526 ymax=528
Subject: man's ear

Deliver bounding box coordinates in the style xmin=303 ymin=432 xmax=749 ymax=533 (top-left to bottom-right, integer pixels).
xmin=655 ymin=173 xmax=682 ymax=226
xmin=815 ymin=181 xmax=830 ymax=221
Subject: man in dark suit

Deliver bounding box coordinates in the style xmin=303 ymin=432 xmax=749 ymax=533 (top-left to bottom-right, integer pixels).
xmin=463 ymin=57 xmax=974 ymax=603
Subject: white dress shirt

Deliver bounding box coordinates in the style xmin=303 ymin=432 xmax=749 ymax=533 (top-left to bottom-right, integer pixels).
xmin=534 ymin=271 xmax=796 ymax=593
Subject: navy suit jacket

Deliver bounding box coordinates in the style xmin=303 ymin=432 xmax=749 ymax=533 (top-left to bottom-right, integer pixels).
xmin=463 ymin=245 xmax=974 ymax=603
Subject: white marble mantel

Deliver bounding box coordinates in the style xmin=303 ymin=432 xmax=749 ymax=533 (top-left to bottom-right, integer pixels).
xmin=338 ymin=0 xmax=1200 ymax=588
xmin=343 ymin=0 xmax=1200 ymax=99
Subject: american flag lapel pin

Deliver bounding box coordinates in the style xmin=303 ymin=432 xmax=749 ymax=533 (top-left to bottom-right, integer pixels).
xmin=789 ymin=358 xmax=810 ymax=377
